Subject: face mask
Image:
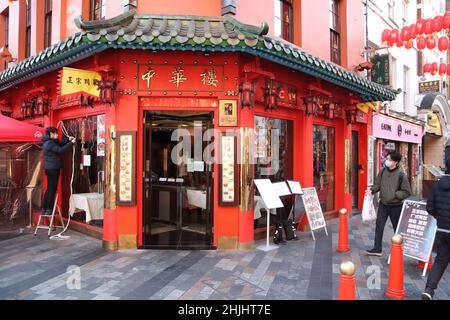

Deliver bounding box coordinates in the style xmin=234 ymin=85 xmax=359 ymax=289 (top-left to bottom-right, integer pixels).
xmin=384 ymin=160 xmax=393 ymax=169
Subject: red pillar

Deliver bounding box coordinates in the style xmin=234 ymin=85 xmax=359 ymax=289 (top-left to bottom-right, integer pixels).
xmin=335 ymin=116 xmax=352 ymax=214
xmin=299 ymin=111 xmax=314 ymax=230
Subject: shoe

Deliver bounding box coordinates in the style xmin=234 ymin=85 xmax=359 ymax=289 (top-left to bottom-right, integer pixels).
xmin=421 ymin=287 xmax=434 ymax=300
xmin=366 ymin=248 xmax=382 ymax=256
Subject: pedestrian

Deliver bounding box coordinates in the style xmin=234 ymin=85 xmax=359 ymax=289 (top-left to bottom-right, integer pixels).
xmin=366 ymin=150 xmax=412 ymax=256
xmin=41 ymin=127 xmax=76 ymax=215
xmin=422 ymin=158 xmax=450 ymax=300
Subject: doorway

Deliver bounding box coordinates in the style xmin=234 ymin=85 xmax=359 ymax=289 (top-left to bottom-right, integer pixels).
xmin=351 ymin=131 xmax=359 ymax=209
xmin=142 ymin=110 xmax=214 ymax=249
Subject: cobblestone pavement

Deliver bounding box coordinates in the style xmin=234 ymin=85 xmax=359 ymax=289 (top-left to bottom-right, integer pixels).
xmin=0 ymin=214 xmax=449 ymax=300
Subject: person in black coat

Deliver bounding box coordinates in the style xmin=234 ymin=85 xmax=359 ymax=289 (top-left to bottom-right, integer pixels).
xmin=422 ymin=158 xmax=450 ymax=300
xmin=41 ymin=127 xmax=75 ymax=215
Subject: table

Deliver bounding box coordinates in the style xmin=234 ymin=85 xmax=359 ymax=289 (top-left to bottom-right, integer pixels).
xmin=69 ymin=193 xmax=104 ymax=223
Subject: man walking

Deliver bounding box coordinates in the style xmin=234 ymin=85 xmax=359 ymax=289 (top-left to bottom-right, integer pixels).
xmin=422 ymin=158 xmax=450 ymax=300
xmin=366 ymin=151 xmax=412 ymax=256
xmin=41 ymin=127 xmax=75 ymax=215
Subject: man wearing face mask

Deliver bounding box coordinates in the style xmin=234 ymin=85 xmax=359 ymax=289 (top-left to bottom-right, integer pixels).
xmin=366 ymin=150 xmax=412 ymax=256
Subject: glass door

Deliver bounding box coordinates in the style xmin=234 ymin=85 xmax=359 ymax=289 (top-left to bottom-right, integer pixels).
xmin=143 ymin=111 xmax=214 ymax=249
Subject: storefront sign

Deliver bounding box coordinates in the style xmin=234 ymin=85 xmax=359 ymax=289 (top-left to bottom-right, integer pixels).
xmin=425 ymin=111 xmax=443 ymax=136
xmin=419 ymin=80 xmax=440 ymax=94
xmin=372 ymin=114 xmax=423 ymax=144
xmin=370 ymin=55 xmax=390 ymax=86
xmin=396 ymin=200 xmax=437 ymax=262
xmin=219 ymin=100 xmax=238 ymax=126
xmin=137 ymin=64 xmax=225 ymax=92
xmin=59 ymin=67 xmax=102 ymax=97
xmin=301 ymin=187 xmax=327 ymax=231
xmin=219 ymin=134 xmax=239 ymax=206
xmin=275 ymin=81 xmax=297 ymax=107
xmin=97 ymin=115 xmax=106 ymax=157
xmin=116 ymin=131 xmax=136 ymax=206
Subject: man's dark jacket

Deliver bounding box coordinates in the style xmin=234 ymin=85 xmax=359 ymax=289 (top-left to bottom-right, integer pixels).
xmin=371 ymin=166 xmax=411 ymax=206
xmin=426 ymin=175 xmax=450 ymax=231
xmin=41 ymin=135 xmax=73 ymax=170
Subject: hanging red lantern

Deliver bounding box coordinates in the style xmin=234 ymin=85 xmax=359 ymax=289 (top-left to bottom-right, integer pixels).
xmin=390 ymin=29 xmax=400 ymax=45
xmin=423 ymin=63 xmax=431 ymax=74
xmin=427 ymin=36 xmax=437 ymax=50
xmin=433 ymin=15 xmax=443 ymax=34
xmin=424 ymin=18 xmax=434 ymax=34
xmin=431 ymin=62 xmax=439 ymax=75
xmin=443 ymin=12 xmax=450 ymax=30
xmin=381 ymin=29 xmax=391 ymax=44
xmin=439 ymin=63 xmax=447 ymax=76
xmin=405 ymin=39 xmax=414 ymax=49
xmin=438 ymin=36 xmax=449 ymax=51
xmin=416 ymin=18 xmax=425 ymax=36
xmin=409 ymin=24 xmax=416 ymax=39
xmin=417 ymin=36 xmax=427 ymax=50
xmin=400 ymin=26 xmax=410 ymax=43
xmin=447 ymin=63 xmax=450 ymax=76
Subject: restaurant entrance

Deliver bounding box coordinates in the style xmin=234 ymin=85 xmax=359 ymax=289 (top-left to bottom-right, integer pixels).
xmin=142 ymin=110 xmax=214 ymax=249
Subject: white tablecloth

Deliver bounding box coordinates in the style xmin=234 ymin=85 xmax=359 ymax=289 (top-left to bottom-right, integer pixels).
xmin=69 ymin=193 xmax=104 ymax=223
xmin=186 ymin=189 xmax=207 ymax=209
xmin=254 ymin=196 xmax=276 ymax=220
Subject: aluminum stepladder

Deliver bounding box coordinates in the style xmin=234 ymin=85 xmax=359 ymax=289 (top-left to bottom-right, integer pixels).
xmin=34 ymin=194 xmax=65 ymax=237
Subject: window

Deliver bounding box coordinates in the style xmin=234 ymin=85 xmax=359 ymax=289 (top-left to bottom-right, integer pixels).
xmin=403 ymin=66 xmax=410 ymax=108
xmin=390 ymin=56 xmax=397 ymax=88
xmin=25 ymin=0 xmax=32 ymax=58
xmin=90 ymin=0 xmax=106 ymax=21
xmin=2 ymin=10 xmax=8 ymax=69
xmin=313 ymin=125 xmax=335 ymax=212
xmin=402 ymin=0 xmax=408 ymax=25
xmin=388 ymin=0 xmax=395 ymax=21
xmin=123 ymin=0 xmax=137 ymax=12
xmin=417 ymin=50 xmax=423 ymax=77
xmin=44 ymin=0 xmax=52 ymax=48
xmin=329 ymin=0 xmax=341 ymax=64
xmin=274 ymin=0 xmax=293 ymax=42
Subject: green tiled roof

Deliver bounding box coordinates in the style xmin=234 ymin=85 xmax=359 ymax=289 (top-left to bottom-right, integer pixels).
xmin=0 ymin=10 xmax=399 ymax=102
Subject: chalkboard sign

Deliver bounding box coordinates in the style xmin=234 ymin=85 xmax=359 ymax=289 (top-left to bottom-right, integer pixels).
xmin=302 ymin=187 xmax=327 ymax=232
xmin=396 ymin=200 xmax=437 ymax=262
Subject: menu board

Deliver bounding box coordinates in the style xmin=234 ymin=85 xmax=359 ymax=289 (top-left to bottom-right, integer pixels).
xmin=219 ymin=135 xmax=238 ymax=206
xmin=272 ymin=181 xmax=291 ymax=197
xmin=116 ymin=131 xmax=136 ymax=205
xmin=301 ymin=187 xmax=327 ymax=231
xmin=287 ymin=180 xmax=303 ymax=195
xmin=254 ymin=179 xmax=284 ymax=209
xmin=97 ymin=114 xmax=106 ymax=157
xmin=396 ymin=200 xmax=437 ymax=262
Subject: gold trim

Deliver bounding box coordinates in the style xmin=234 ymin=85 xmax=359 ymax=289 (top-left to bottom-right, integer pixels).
xmin=240 ymin=127 xmax=253 ymax=211
xmin=218 ymin=236 xmax=238 ymax=249
xmin=105 ymin=125 xmax=117 ymax=209
xmin=118 ymin=234 xmax=137 ymax=249
xmin=103 ymin=240 xmax=118 ymax=251
xmin=237 ymin=241 xmax=255 ymax=250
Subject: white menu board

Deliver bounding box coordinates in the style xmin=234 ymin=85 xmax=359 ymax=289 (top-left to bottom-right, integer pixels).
xmin=254 ymin=179 xmax=284 ymax=209
xmin=272 ymin=181 xmax=291 ymax=197
xmin=287 ymin=180 xmax=303 ymax=195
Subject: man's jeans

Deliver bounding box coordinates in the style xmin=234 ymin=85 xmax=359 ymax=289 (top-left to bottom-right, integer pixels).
xmin=373 ymin=203 xmax=402 ymax=251
xmin=426 ymin=232 xmax=450 ymax=290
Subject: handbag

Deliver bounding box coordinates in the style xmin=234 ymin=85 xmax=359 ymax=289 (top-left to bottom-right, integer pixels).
xmin=362 ymin=190 xmax=377 ymax=222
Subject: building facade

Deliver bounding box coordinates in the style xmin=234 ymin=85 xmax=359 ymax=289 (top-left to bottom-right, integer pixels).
xmin=0 ymin=1 xmax=397 ymax=250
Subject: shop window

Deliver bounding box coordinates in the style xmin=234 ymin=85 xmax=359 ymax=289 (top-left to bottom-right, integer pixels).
xmin=90 ymin=0 xmax=106 ymax=21
xmin=25 ymin=0 xmax=32 ymax=58
xmin=254 ymin=116 xmax=293 ymax=229
xmin=62 ymin=115 xmax=105 ymax=228
xmin=313 ymin=125 xmax=335 ymax=212
xmin=329 ymin=0 xmax=341 ymax=65
xmin=274 ymin=0 xmax=293 ymax=42
xmin=44 ymin=0 xmax=52 ymax=48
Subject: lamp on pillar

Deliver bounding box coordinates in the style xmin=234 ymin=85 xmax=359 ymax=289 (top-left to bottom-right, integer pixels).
xmin=35 ymin=96 xmax=50 ymax=116
xmin=323 ymin=101 xmax=336 ymax=120
xmin=239 ymin=81 xmax=255 ymax=108
xmin=96 ymin=78 xmax=117 ymax=105
xmin=345 ymin=106 xmax=357 ymax=125
xmin=21 ymin=99 xmax=30 ymax=119
xmin=303 ymin=95 xmax=318 ymax=116
xmin=264 ymin=78 xmax=279 ymax=111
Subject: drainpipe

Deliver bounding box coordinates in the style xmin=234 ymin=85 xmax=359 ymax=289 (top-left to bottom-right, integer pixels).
xmin=364 ymin=0 xmax=369 ymax=77
xmin=222 ymin=0 xmax=237 ymax=16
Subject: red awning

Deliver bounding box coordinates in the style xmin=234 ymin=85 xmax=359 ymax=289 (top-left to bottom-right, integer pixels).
xmin=0 ymin=114 xmax=45 ymax=143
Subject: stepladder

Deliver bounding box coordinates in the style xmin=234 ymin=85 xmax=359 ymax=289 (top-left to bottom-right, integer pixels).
xmin=34 ymin=194 xmax=65 ymax=237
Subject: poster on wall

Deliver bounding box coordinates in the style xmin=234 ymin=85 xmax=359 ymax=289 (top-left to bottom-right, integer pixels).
xmin=254 ymin=116 xmax=267 ymax=158
xmin=301 ymin=187 xmax=328 ymax=237
xmin=219 ymin=134 xmax=239 ymax=206
xmin=97 ymin=114 xmax=106 ymax=157
xmin=395 ymin=200 xmax=437 ymax=265
xmin=116 ymin=131 xmax=136 ymax=206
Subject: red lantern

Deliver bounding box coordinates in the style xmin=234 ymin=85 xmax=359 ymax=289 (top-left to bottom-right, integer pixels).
xmin=444 ymin=12 xmax=450 ymax=30
xmin=400 ymin=26 xmax=410 ymax=43
xmin=423 ymin=63 xmax=431 ymax=74
xmin=396 ymin=39 xmax=404 ymax=47
xmin=433 ymin=15 xmax=443 ymax=33
xmin=382 ymin=29 xmax=391 ymax=44
xmin=424 ymin=18 xmax=434 ymax=34
xmin=409 ymin=24 xmax=416 ymax=39
xmin=431 ymin=62 xmax=439 ymax=75
xmin=417 ymin=36 xmax=427 ymax=50
xmin=427 ymin=36 xmax=437 ymax=50
xmin=416 ymin=18 xmax=425 ymax=36
xmin=439 ymin=63 xmax=447 ymax=76
xmin=447 ymin=63 xmax=450 ymax=76
xmin=390 ymin=29 xmax=400 ymax=45
xmin=438 ymin=36 xmax=449 ymax=51
xmin=239 ymin=81 xmax=255 ymax=108
xmin=405 ymin=39 xmax=414 ymax=49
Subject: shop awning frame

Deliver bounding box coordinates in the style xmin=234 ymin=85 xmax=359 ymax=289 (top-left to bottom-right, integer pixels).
xmin=0 ymin=10 xmax=399 ymax=102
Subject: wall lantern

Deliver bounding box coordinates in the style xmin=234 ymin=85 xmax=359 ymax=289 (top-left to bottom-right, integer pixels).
xmin=80 ymin=94 xmax=95 ymax=108
xmin=35 ymin=96 xmax=50 ymax=116
xmin=323 ymin=101 xmax=336 ymax=120
xmin=239 ymin=81 xmax=255 ymax=108
xmin=345 ymin=106 xmax=357 ymax=125
xmin=263 ymin=78 xmax=279 ymax=111
xmin=96 ymin=79 xmax=117 ymax=105
xmin=303 ymin=95 xmax=318 ymax=116
xmin=21 ymin=99 xmax=31 ymax=118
